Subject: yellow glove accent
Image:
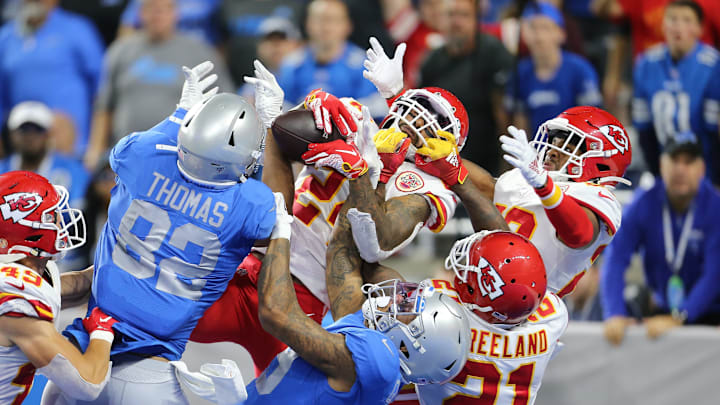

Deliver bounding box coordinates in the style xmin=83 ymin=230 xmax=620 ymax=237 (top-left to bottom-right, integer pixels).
xmin=434 ymin=130 xmax=457 ymax=144
xmin=415 ymin=137 xmax=458 ymax=161
xmin=373 ymin=128 xmax=409 ymax=154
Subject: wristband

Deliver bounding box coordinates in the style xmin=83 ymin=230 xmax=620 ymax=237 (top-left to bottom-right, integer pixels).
xmin=89 ymin=330 xmax=114 ymax=344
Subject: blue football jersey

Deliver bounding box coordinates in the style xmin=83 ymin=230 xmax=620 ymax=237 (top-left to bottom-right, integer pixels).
xmin=505 ymin=51 xmax=601 ymax=133
xmin=245 ymin=311 xmax=402 ymax=405
xmin=632 ymin=43 xmax=720 ymax=146
xmin=63 ymin=108 xmax=276 ymax=360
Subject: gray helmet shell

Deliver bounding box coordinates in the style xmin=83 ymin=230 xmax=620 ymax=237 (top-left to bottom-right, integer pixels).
xmin=177 ymin=93 xmax=263 ymax=185
xmin=362 ymin=280 xmax=471 ymax=385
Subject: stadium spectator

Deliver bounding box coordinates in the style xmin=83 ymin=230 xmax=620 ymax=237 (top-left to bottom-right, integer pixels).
xmin=0 ymin=101 xmax=89 ymax=210
xmin=631 ymin=0 xmax=720 ymax=182
xmin=505 ymin=2 xmax=601 ymax=133
xmin=419 ymin=0 xmax=513 ymax=175
xmin=237 ymin=17 xmax=301 ymax=100
xmin=378 ymin=0 xmax=448 ymax=88
xmin=60 ymin=0 xmax=131 ymax=46
xmin=601 ymin=137 xmax=720 ymax=345
xmin=0 ymin=101 xmax=91 ymax=271
xmin=219 ymin=0 xmax=305 ymax=86
xmin=117 ymin=0 xmax=222 ymax=46
xmin=0 ymin=0 xmax=104 ymax=157
xmin=84 ymin=0 xmax=232 ymax=170
xmin=275 ymin=0 xmax=385 ymax=116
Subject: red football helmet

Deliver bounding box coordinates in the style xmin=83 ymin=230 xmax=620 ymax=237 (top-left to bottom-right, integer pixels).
xmin=446 ymin=231 xmax=547 ymax=325
xmin=0 ymin=171 xmax=86 ymax=260
xmin=383 ymin=87 xmax=470 ymax=150
xmin=531 ymin=106 xmax=632 ymax=186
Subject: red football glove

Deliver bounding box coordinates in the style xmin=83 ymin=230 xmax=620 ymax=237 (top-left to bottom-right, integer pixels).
xmin=83 ymin=307 xmax=118 ymax=343
xmin=304 ymin=89 xmax=360 ymax=136
xmin=373 ymin=128 xmax=412 ymax=183
xmin=301 ymin=139 xmax=368 ymax=179
xmin=414 ymin=131 xmax=468 ymax=187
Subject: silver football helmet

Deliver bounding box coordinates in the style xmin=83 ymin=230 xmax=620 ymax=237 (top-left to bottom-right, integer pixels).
xmin=177 ymin=93 xmax=263 ymax=185
xmin=362 ymin=279 xmax=470 ymax=385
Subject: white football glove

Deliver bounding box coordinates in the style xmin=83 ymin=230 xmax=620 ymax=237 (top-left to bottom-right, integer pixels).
xmin=244 ymin=59 xmax=285 ymax=129
xmin=500 ymin=126 xmax=548 ymax=189
xmin=355 ymin=107 xmax=383 ymax=189
xmin=362 ymin=37 xmax=406 ymax=99
xmin=270 ymin=192 xmax=293 ymax=240
xmin=178 ymin=61 xmax=219 ymax=111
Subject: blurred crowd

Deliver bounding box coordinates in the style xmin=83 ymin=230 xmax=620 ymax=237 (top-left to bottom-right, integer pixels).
xmin=0 ymin=0 xmax=719 ymax=344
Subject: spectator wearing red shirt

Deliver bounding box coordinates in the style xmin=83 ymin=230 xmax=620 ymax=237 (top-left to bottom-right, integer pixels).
xmin=379 ymin=0 xmax=448 ymax=88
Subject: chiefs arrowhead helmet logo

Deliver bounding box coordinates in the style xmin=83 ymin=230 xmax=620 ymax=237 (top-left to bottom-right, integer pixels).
xmin=599 ymin=125 xmax=629 ymax=155
xmin=0 ymin=192 xmax=43 ymax=223
xmin=476 ymin=257 xmax=506 ymax=300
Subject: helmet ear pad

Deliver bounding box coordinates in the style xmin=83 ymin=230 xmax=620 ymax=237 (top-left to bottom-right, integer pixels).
xmin=178 ymin=93 xmax=264 ymax=184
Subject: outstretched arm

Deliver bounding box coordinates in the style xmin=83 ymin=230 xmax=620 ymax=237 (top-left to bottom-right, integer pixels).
xmin=60 ymin=266 xmax=93 ymax=307
xmin=351 ymin=176 xmax=430 ymax=251
xmin=0 ymin=308 xmax=116 ymax=400
xmin=257 ymin=195 xmax=356 ymax=391
xmin=414 ymin=132 xmax=508 ymax=232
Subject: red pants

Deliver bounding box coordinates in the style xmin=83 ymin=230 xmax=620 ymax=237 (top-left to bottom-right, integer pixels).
xmin=391 ymin=384 xmax=419 ymax=404
xmin=191 ymin=254 xmax=327 ymax=376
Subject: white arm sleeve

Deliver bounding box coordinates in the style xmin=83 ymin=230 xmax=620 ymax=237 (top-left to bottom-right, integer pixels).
xmin=37 ymin=354 xmax=110 ymax=401
xmin=347 ymin=208 xmax=422 ymax=263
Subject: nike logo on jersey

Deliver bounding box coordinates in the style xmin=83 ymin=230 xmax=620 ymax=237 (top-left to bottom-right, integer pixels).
xmin=5 ymin=280 xmax=24 ymax=290
xmin=598 ymin=191 xmax=613 ymax=200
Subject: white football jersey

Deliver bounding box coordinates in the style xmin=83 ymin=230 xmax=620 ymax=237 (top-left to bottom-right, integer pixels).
xmin=416 ymin=279 xmax=568 ymax=405
xmin=290 ymin=162 xmax=458 ymax=306
xmin=0 ymin=261 xmax=61 ymax=405
xmin=493 ymin=169 xmax=621 ymax=296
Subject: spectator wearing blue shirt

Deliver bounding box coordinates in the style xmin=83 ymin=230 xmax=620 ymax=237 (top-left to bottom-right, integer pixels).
xmin=0 ymin=101 xmax=90 ymax=209
xmin=601 ymin=136 xmax=720 ymax=345
xmin=631 ymin=0 xmax=720 ymax=183
xmin=0 ymin=0 xmax=104 ymax=157
xmin=275 ymin=0 xmax=385 ymax=117
xmin=505 ymin=2 xmax=601 ymax=134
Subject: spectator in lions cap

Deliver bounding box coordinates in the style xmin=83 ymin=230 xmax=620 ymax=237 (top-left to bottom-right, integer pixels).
xmin=601 ymin=132 xmax=720 ymax=345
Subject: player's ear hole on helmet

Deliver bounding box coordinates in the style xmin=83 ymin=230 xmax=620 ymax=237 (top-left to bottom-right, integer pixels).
xmin=399 ymin=340 xmax=409 ymax=358
xmin=444 ymin=360 xmax=457 ymax=372
xmin=25 ymin=234 xmax=42 ymax=242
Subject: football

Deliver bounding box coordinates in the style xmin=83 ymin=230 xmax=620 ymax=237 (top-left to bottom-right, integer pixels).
xmin=271 ymin=109 xmax=343 ymax=162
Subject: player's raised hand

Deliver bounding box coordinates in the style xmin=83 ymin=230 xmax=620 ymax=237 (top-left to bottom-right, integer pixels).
xmin=83 ymin=307 xmax=117 ymax=344
xmin=270 ymin=193 xmax=293 ymax=241
xmin=414 ymin=130 xmax=468 ymax=186
xmin=355 ymin=107 xmax=383 ymax=188
xmin=303 ymin=89 xmax=360 ymax=136
xmin=244 ymin=59 xmax=285 ymax=129
xmin=301 ymin=139 xmax=368 ymax=180
xmin=178 ymin=61 xmax=219 ymax=111
xmin=374 ymin=128 xmax=411 ymax=184
xmin=363 ymin=36 xmax=406 ymax=99
xmin=500 ymin=126 xmax=547 ymax=189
